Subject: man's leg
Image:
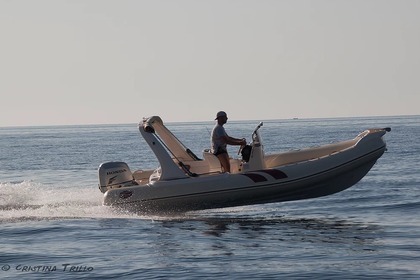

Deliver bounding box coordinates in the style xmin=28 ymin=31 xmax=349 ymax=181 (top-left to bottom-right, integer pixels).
xmin=217 ymin=153 xmax=231 ymax=173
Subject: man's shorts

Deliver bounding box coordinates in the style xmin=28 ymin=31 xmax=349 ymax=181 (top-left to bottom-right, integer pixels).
xmin=213 ymin=147 xmax=228 ymax=156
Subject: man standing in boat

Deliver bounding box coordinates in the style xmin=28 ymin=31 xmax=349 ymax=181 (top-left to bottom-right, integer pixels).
xmin=211 ymin=111 xmax=246 ymax=173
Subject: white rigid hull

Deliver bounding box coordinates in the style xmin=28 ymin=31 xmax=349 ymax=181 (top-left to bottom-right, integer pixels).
xmin=99 ymin=116 xmax=389 ymax=213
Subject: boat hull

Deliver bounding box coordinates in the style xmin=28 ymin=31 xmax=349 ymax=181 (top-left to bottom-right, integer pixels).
xmin=103 ymin=144 xmax=386 ymax=214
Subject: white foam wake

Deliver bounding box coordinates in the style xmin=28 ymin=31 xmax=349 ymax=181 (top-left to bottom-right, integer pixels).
xmin=0 ymin=181 xmax=142 ymax=222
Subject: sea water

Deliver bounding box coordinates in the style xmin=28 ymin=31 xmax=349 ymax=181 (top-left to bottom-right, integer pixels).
xmin=1 ymin=116 xmax=419 ymax=279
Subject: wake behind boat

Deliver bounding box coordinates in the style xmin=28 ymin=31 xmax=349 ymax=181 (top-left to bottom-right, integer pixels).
xmin=98 ymin=116 xmax=390 ymax=213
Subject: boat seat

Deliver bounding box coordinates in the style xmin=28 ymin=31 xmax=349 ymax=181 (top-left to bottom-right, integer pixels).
xmin=202 ymin=149 xmax=222 ymax=173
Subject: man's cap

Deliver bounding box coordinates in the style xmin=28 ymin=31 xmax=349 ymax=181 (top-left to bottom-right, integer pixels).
xmin=215 ymin=111 xmax=227 ymax=120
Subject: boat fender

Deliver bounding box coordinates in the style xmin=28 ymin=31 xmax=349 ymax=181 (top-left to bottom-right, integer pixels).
xmin=241 ymin=145 xmax=253 ymax=162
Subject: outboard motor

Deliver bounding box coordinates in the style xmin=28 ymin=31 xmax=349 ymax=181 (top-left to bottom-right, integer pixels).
xmin=98 ymin=162 xmax=137 ymax=193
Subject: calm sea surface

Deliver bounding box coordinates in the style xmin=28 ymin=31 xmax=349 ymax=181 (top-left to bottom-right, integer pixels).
xmin=1 ymin=116 xmax=419 ymax=279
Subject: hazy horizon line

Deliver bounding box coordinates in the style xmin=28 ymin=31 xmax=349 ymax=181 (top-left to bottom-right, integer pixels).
xmin=1 ymin=114 xmax=418 ymax=129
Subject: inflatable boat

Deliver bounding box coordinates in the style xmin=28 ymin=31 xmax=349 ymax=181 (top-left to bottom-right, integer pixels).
xmin=98 ymin=116 xmax=390 ymax=213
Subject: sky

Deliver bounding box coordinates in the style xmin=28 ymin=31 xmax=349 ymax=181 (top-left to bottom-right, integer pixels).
xmin=0 ymin=0 xmax=419 ymax=126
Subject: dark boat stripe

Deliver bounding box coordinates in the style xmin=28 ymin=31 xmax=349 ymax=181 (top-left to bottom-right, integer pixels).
xmin=241 ymin=173 xmax=267 ymax=183
xmin=258 ymin=169 xmax=288 ymax=179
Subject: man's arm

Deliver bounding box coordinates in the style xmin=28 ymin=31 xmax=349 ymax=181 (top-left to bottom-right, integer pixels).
xmin=223 ymin=135 xmax=246 ymax=146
